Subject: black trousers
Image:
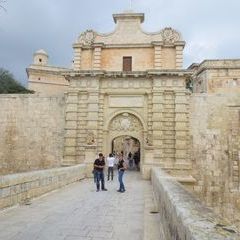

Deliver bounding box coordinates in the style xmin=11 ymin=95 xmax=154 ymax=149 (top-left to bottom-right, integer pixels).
xmin=107 ymin=167 xmax=114 ymax=180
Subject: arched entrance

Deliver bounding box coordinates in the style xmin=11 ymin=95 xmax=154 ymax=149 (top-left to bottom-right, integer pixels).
xmin=112 ymin=135 xmax=141 ymax=170
xmin=104 ymin=112 xmax=145 ymax=171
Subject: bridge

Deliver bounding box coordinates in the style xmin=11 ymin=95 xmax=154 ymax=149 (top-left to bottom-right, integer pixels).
xmin=0 ymin=165 xmax=238 ymax=240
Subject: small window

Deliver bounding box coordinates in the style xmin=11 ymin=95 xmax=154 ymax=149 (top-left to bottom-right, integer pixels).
xmin=123 ymin=56 xmax=132 ymax=72
xmin=39 ymin=58 xmax=42 ymax=63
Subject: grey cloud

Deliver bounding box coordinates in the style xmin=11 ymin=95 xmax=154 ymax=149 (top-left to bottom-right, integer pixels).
xmin=0 ymin=0 xmax=240 ymax=85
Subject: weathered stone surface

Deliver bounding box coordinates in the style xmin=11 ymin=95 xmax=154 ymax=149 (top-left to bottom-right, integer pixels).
xmin=152 ymin=167 xmax=239 ymax=239
xmin=0 ymin=95 xmax=65 ymax=175
xmin=0 ymin=164 xmax=86 ymax=209
xmin=190 ymin=93 xmax=240 ymax=230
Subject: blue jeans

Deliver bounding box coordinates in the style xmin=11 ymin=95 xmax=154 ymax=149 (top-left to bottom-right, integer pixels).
xmin=118 ymin=170 xmax=125 ymax=192
xmin=96 ymin=171 xmax=105 ymax=190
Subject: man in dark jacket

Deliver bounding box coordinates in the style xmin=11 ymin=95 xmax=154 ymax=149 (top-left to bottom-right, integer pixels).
xmin=94 ymin=153 xmax=108 ymax=192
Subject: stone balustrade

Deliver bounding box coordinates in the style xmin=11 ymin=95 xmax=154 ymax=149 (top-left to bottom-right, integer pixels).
xmin=0 ymin=164 xmax=86 ymax=209
xmin=151 ymin=167 xmax=239 ymax=240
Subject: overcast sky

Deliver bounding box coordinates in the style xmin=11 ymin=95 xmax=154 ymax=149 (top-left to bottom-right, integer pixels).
xmin=0 ymin=0 xmax=240 ymax=85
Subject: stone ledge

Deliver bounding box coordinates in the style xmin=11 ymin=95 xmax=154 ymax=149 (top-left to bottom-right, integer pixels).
xmin=0 ymin=164 xmax=86 ymax=209
xmin=151 ymin=167 xmax=239 ymax=239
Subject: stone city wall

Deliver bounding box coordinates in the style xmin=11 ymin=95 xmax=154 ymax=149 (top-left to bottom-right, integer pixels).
xmin=190 ymin=93 xmax=240 ymax=230
xmin=0 ymin=94 xmax=65 ymax=175
xmin=151 ymin=167 xmax=239 ymax=239
xmin=0 ymin=164 xmax=86 ymax=209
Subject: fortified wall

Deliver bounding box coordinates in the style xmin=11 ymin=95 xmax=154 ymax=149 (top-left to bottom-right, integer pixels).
xmin=190 ymin=93 xmax=240 ymax=228
xmin=0 ymin=11 xmax=240 ymax=232
xmin=0 ymin=95 xmax=65 ymax=175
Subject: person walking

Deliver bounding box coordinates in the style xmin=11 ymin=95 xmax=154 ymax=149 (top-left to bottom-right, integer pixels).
xmin=117 ymin=154 xmax=127 ymax=193
xmin=94 ymin=153 xmax=108 ymax=192
xmin=107 ymin=153 xmax=115 ymax=181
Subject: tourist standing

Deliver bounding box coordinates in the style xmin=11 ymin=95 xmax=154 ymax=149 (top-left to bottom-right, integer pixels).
xmin=128 ymin=152 xmax=133 ymax=169
xmin=117 ymin=154 xmax=127 ymax=193
xmin=94 ymin=153 xmax=108 ymax=192
xmin=107 ymin=153 xmax=115 ymax=181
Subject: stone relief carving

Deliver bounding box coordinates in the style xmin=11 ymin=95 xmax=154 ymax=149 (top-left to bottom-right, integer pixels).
xmin=109 ymin=113 xmax=142 ymax=132
xmin=86 ymin=131 xmax=95 ymax=145
xmin=161 ymin=28 xmax=180 ymax=44
xmin=145 ymin=134 xmax=153 ymax=146
xmin=78 ymin=30 xmax=96 ymax=45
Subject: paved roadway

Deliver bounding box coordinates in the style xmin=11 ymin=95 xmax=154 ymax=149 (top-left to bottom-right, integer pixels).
xmin=0 ymin=171 xmax=161 ymax=240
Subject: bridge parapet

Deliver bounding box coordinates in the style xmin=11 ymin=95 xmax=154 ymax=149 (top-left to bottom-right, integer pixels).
xmin=151 ymin=167 xmax=239 ymax=239
xmin=0 ymin=164 xmax=86 ymax=209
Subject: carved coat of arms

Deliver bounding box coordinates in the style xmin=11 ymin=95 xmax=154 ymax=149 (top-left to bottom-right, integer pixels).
xmin=78 ymin=30 xmax=96 ymax=45
xmin=161 ymin=28 xmax=180 ymax=44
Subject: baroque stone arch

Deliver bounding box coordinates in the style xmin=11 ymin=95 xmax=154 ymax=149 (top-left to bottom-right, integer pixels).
xmin=104 ymin=112 xmax=145 ymax=162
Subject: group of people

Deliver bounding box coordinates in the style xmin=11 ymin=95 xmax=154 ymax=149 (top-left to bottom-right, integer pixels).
xmin=93 ymin=152 xmax=127 ymax=193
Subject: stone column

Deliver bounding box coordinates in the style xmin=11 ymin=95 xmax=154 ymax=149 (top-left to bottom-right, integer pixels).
xmin=174 ymin=90 xmax=190 ymax=167
xmin=175 ymin=46 xmax=183 ymax=69
xmin=63 ymin=91 xmax=79 ymax=165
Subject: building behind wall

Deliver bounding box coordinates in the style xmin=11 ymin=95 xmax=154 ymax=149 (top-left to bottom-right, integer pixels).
xmin=189 ymin=59 xmax=240 ymax=93
xmin=27 ymin=49 xmax=70 ymax=95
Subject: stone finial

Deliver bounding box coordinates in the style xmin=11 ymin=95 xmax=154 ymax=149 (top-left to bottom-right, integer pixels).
xmin=78 ymin=30 xmax=96 ymax=46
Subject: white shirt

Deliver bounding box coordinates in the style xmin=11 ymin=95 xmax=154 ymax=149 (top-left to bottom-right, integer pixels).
xmin=107 ymin=157 xmax=115 ymax=167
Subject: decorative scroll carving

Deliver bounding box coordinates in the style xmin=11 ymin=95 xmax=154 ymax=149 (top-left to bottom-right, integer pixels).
xmin=161 ymin=28 xmax=181 ymax=44
xmin=109 ymin=113 xmax=142 ymax=132
xmin=78 ymin=30 xmax=96 ymax=45
xmin=86 ymin=131 xmax=95 ymax=145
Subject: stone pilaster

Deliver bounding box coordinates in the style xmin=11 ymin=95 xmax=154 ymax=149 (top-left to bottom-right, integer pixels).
xmin=147 ymin=93 xmax=153 ymax=141
xmin=76 ymin=91 xmax=88 ymax=163
xmin=152 ymin=90 xmax=164 ymax=163
xmin=63 ymin=91 xmax=79 ymax=165
xmin=93 ymin=45 xmax=102 ymax=70
xmin=162 ymin=91 xmax=176 ymax=166
xmin=175 ymin=46 xmax=183 ymax=69
xmin=153 ymin=44 xmax=162 ymax=69
xmin=97 ymin=93 xmax=104 ymax=153
xmin=73 ymin=47 xmax=82 ymax=70
xmin=174 ymin=91 xmax=189 ymax=166
xmin=86 ymin=90 xmax=100 ymax=154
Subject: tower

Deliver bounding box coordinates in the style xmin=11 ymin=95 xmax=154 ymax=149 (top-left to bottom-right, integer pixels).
xmin=33 ymin=49 xmax=48 ymax=66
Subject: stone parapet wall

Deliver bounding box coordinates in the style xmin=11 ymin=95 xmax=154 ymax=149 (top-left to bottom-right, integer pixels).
xmin=0 ymin=94 xmax=65 ymax=175
xmin=151 ymin=167 xmax=239 ymax=240
xmin=0 ymin=164 xmax=86 ymax=209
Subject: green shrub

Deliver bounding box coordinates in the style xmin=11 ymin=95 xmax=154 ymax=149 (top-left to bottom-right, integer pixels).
xmin=0 ymin=68 xmax=34 ymax=94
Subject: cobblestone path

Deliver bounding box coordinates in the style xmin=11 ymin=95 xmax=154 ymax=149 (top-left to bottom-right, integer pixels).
xmin=0 ymin=171 xmax=159 ymax=240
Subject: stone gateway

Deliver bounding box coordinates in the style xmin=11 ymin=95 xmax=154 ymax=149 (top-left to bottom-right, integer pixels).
xmin=58 ymin=12 xmax=191 ymax=178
